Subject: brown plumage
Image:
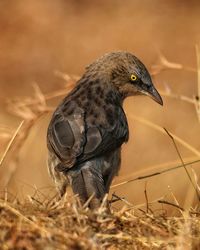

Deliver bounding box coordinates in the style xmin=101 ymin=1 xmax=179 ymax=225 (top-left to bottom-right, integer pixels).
xmin=47 ymin=51 xmax=163 ymax=209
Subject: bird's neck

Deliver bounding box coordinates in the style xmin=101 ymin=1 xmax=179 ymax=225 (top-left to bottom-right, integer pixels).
xmin=76 ymin=75 xmax=123 ymax=106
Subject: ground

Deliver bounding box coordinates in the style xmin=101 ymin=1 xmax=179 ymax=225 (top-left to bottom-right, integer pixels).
xmin=0 ymin=194 xmax=200 ymax=250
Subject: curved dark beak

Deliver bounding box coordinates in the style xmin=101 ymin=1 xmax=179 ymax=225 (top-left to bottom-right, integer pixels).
xmin=141 ymin=85 xmax=163 ymax=105
xmin=149 ymin=85 xmax=163 ymax=105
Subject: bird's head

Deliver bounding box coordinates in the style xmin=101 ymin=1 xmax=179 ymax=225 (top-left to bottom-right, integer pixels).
xmin=87 ymin=51 xmax=163 ymax=105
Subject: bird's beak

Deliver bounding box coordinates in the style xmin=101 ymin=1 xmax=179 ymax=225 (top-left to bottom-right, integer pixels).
xmin=141 ymin=85 xmax=163 ymax=105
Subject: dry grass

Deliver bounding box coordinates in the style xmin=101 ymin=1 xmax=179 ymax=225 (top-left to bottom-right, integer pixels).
xmin=0 ymin=193 xmax=200 ymax=250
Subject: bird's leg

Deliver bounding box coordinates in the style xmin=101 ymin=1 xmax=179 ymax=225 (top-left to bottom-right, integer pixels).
xmin=69 ymin=161 xmax=106 ymax=209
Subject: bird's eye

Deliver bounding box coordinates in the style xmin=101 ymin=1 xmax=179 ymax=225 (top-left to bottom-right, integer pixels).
xmin=130 ymin=74 xmax=137 ymax=82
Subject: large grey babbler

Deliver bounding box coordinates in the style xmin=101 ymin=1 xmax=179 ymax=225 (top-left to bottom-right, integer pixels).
xmin=47 ymin=51 xmax=163 ymax=209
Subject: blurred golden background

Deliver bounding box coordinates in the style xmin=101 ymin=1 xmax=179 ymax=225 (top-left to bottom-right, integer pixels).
xmin=0 ymin=0 xmax=200 ymax=211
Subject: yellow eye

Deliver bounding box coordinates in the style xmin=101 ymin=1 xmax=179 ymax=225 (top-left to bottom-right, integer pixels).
xmin=130 ymin=74 xmax=137 ymax=81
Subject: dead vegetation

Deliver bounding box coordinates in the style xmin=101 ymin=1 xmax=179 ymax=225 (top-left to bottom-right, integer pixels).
xmin=0 ymin=192 xmax=200 ymax=250
xmin=1 ymin=51 xmax=200 ymax=249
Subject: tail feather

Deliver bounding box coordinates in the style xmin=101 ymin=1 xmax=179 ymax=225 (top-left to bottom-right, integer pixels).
xmin=70 ymin=161 xmax=105 ymax=209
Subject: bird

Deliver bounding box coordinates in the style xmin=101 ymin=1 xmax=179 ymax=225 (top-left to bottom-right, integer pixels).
xmin=47 ymin=51 xmax=163 ymax=209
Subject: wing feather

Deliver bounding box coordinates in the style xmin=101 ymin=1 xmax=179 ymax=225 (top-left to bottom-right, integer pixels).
xmin=47 ymin=108 xmax=86 ymax=168
xmin=47 ymin=104 xmax=128 ymax=171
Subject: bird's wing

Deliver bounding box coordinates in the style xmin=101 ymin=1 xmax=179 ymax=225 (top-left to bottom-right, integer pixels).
xmin=47 ymin=107 xmax=86 ymax=169
xmin=47 ymin=105 xmax=128 ymax=171
xmin=82 ymin=107 xmax=128 ymax=161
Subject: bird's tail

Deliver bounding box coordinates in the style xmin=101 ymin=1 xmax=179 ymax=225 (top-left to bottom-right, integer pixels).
xmin=70 ymin=161 xmax=106 ymax=209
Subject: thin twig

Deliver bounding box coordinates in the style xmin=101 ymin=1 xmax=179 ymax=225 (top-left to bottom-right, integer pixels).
xmin=158 ymin=200 xmax=185 ymax=212
xmin=159 ymin=90 xmax=195 ymax=105
xmin=13 ymin=82 xmax=76 ymax=109
xmin=195 ymin=44 xmax=200 ymax=122
xmin=144 ymin=182 xmax=149 ymax=213
xmin=110 ymin=193 xmax=133 ymax=206
xmin=164 ymin=128 xmax=200 ymax=202
xmin=130 ymin=115 xmax=200 ymax=157
xmin=111 ymin=159 xmax=200 ymax=189
xmin=0 ymin=121 xmax=24 ymax=167
xmin=151 ymin=52 xmax=196 ymax=76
